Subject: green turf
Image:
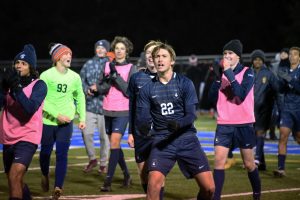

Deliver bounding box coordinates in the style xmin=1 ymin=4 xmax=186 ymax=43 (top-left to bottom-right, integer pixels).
xmin=0 ymin=114 xmax=300 ymax=200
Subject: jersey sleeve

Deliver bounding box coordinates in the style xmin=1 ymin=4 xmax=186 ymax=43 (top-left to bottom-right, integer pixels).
xmin=182 ymin=78 xmax=198 ymax=105
xmin=73 ymin=74 xmax=86 ymax=122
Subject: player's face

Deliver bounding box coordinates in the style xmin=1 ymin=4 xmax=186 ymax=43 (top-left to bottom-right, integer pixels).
xmin=223 ymin=50 xmax=239 ymax=67
xmin=114 ymin=42 xmax=126 ymax=62
xmin=58 ymin=52 xmax=72 ymax=68
xmin=145 ymin=45 xmax=157 ymax=73
xmin=289 ymin=49 xmax=300 ymax=67
xmin=154 ymin=49 xmax=175 ymax=73
xmin=14 ymin=60 xmax=30 ymax=76
xmin=252 ymin=58 xmax=264 ymax=69
xmin=95 ymin=46 xmax=107 ymax=58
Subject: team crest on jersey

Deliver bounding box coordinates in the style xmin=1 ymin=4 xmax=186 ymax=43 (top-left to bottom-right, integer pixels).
xmin=175 ymin=93 xmax=178 ymax=97
xmin=262 ymin=76 xmax=267 ymax=84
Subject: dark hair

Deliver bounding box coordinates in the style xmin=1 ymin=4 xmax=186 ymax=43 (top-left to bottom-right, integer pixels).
xmin=111 ymin=36 xmax=133 ymax=56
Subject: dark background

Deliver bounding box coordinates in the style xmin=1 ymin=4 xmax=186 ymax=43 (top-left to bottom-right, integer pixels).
xmin=1 ymin=0 xmax=300 ymax=60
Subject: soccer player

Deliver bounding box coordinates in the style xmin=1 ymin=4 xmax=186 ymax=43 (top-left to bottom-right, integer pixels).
xmin=0 ymin=44 xmax=47 ymax=200
xmin=274 ymin=46 xmax=300 ymax=177
xmin=209 ymin=39 xmax=261 ymax=200
xmin=127 ymin=41 xmax=165 ymax=197
xmin=93 ymin=36 xmax=137 ymax=192
xmin=80 ymin=39 xmax=110 ymax=174
xmin=251 ymin=49 xmax=279 ymax=171
xmin=136 ymin=43 xmax=215 ymax=200
xmin=39 ymin=43 xmax=86 ymax=199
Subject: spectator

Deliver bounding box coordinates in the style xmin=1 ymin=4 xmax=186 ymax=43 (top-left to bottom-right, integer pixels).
xmin=80 ymin=39 xmax=111 ymax=174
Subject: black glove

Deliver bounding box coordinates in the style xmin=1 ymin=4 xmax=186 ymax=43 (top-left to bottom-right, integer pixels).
xmin=4 ymin=67 xmax=22 ymax=92
xmin=278 ymin=70 xmax=292 ymax=82
xmin=167 ymin=120 xmax=181 ymax=133
xmin=109 ymin=62 xmax=118 ymax=76
xmin=211 ymin=64 xmax=223 ymax=80
xmin=138 ymin=123 xmax=151 ymax=136
xmin=98 ymin=75 xmax=111 ymax=95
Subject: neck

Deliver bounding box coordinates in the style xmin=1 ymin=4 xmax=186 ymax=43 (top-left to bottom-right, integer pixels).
xmin=158 ymin=69 xmax=173 ymax=84
xmin=291 ymin=63 xmax=299 ymax=70
xmin=116 ymin=58 xmax=125 ymax=63
xmin=55 ymin=63 xmax=67 ymax=74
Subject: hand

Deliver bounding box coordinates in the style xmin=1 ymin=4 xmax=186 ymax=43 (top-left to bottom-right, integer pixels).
xmin=278 ymin=70 xmax=292 ymax=82
xmin=4 ymin=67 xmax=21 ymax=91
xmin=223 ymin=57 xmax=231 ymax=70
xmin=138 ymin=123 xmax=151 ymax=136
xmin=167 ymin=120 xmax=181 ymax=133
xmin=57 ymin=114 xmax=71 ymax=124
xmin=78 ymin=122 xmax=86 ymax=130
xmin=109 ymin=62 xmax=117 ymax=74
xmin=127 ymin=134 xmax=134 ymax=148
xmin=211 ymin=64 xmax=222 ymax=80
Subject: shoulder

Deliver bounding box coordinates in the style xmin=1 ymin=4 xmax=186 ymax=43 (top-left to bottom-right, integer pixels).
xmin=175 ymin=73 xmax=193 ymax=85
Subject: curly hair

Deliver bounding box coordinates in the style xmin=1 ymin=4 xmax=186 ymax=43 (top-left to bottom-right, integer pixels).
xmin=111 ymin=36 xmax=134 ymax=56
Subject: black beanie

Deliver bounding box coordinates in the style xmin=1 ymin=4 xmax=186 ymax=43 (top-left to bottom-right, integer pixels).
xmin=251 ymin=49 xmax=265 ymax=63
xmin=223 ymin=39 xmax=243 ymax=58
xmin=14 ymin=44 xmax=37 ymax=68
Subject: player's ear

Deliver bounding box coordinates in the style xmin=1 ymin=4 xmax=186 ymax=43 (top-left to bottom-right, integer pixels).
xmin=171 ymin=60 xmax=175 ymax=66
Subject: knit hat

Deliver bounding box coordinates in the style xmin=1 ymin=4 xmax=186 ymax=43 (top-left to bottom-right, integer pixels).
xmin=251 ymin=49 xmax=265 ymax=63
xmin=49 ymin=43 xmax=72 ymax=63
xmin=94 ymin=40 xmax=110 ymax=52
xmin=223 ymin=39 xmax=243 ymax=58
xmin=280 ymin=48 xmax=289 ymax=54
xmin=14 ymin=44 xmax=37 ymax=68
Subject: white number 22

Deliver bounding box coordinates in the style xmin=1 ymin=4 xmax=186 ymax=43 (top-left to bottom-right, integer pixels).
xmin=161 ymin=103 xmax=174 ymax=115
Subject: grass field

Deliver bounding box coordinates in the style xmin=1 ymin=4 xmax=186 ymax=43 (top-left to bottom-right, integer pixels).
xmin=0 ymin=114 xmax=300 ymax=200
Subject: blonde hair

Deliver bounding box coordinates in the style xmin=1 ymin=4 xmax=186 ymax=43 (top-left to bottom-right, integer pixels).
xmin=151 ymin=43 xmax=176 ymax=62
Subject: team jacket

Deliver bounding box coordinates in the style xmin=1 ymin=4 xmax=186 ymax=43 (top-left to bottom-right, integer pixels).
xmin=80 ymin=56 xmax=109 ymax=115
xmin=278 ymin=64 xmax=300 ymax=111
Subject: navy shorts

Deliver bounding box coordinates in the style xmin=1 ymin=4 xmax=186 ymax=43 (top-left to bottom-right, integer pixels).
xmin=280 ymin=110 xmax=300 ymax=132
xmin=214 ymin=124 xmax=256 ymax=149
xmin=148 ymin=133 xmax=210 ymax=179
xmin=41 ymin=122 xmax=73 ymax=145
xmin=105 ymin=116 xmax=128 ymax=135
xmin=255 ymin=110 xmax=272 ymax=132
xmin=133 ymin=134 xmax=153 ymax=163
xmin=3 ymin=141 xmax=37 ymax=173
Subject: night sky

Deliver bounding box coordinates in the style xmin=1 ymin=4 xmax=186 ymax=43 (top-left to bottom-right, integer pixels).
xmin=1 ymin=0 xmax=300 ymax=60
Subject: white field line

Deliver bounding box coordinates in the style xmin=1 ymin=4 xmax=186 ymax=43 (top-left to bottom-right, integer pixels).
xmin=221 ymin=187 xmax=300 ymax=198
xmin=33 ymin=194 xmax=146 ymax=200
xmin=32 ymin=188 xmax=300 ymax=200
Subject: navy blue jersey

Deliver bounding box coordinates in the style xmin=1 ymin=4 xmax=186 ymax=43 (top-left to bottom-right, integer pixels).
xmin=279 ymin=65 xmax=300 ymax=111
xmin=127 ymin=69 xmax=155 ymax=135
xmin=137 ymin=72 xmax=198 ymax=136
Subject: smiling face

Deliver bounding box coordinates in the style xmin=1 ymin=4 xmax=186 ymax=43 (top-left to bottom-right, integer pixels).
xmin=145 ymin=45 xmax=157 ymax=73
xmin=223 ymin=50 xmax=239 ymax=68
xmin=95 ymin=46 xmax=107 ymax=58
